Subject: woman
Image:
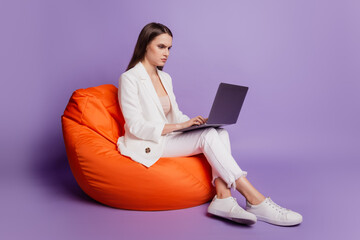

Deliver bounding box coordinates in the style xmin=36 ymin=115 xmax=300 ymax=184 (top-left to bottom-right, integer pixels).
xmin=117 ymin=22 xmax=302 ymax=226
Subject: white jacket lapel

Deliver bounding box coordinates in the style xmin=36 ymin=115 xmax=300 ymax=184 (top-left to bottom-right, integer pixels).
xmin=136 ymin=62 xmax=167 ymax=121
xmin=157 ymin=69 xmax=177 ymax=120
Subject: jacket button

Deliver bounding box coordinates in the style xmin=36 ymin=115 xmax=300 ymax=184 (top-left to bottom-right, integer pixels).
xmin=145 ymin=147 xmax=151 ymax=153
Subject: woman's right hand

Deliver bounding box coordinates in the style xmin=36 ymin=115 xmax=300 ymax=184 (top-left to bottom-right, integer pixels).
xmin=182 ymin=116 xmax=208 ymax=129
xmin=162 ymin=116 xmax=208 ymax=135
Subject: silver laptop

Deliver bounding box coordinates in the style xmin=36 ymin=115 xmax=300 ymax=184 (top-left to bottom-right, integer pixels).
xmin=174 ymin=82 xmax=249 ymax=132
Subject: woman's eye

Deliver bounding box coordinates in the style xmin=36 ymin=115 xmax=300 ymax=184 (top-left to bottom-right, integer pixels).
xmin=158 ymin=45 xmax=171 ymax=50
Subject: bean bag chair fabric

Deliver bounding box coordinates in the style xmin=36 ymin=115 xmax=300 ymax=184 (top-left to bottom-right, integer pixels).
xmin=61 ymin=84 xmax=215 ymax=210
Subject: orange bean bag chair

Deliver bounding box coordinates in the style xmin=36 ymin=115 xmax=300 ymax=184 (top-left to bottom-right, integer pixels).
xmin=61 ymin=84 xmax=215 ymax=210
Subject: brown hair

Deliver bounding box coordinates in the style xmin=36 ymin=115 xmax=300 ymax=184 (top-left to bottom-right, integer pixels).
xmin=126 ymin=22 xmax=173 ymax=71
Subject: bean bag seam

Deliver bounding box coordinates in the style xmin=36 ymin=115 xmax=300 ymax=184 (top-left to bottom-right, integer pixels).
xmin=76 ymin=86 xmax=118 ymax=109
xmin=63 ymin=114 xmax=117 ymax=146
xmin=67 ymin=92 xmax=117 ymax=144
xmin=75 ymin=92 xmax=120 ymax=143
xmin=79 ymin=95 xmax=89 ymax=125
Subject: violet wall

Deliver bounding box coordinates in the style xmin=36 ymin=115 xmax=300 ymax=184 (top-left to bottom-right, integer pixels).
xmin=2 ymin=0 xmax=358 ymax=173
xmin=0 ymin=1 xmax=359 ymax=239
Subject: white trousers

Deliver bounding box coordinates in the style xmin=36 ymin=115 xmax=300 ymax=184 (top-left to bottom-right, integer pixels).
xmin=162 ymin=127 xmax=247 ymax=189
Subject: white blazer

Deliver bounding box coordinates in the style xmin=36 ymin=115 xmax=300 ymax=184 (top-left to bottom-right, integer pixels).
xmin=117 ymin=61 xmax=190 ymax=167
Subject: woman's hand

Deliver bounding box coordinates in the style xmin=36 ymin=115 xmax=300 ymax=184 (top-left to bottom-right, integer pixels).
xmin=182 ymin=116 xmax=208 ymax=129
xmin=161 ymin=116 xmax=208 ymax=135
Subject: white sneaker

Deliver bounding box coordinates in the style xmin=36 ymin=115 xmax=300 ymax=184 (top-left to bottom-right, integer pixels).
xmin=246 ymin=197 xmax=303 ymax=226
xmin=208 ymin=195 xmax=257 ymax=225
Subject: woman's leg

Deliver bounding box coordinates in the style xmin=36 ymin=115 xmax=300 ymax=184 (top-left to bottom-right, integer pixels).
xmin=163 ymin=128 xmax=302 ymax=226
xmin=163 ymin=128 xmax=246 ymax=190
xmin=236 ymin=177 xmax=265 ymax=205
xmin=215 ymin=129 xmax=302 ymax=226
xmin=163 ymin=128 xmax=264 ymax=201
xmin=162 ymin=128 xmax=257 ymax=224
xmin=163 ymin=128 xmax=235 ymax=199
xmin=215 ymin=176 xmax=265 ymax=204
xmin=214 ymin=128 xmax=265 ymax=203
xmin=214 ymin=178 xmax=231 ymax=199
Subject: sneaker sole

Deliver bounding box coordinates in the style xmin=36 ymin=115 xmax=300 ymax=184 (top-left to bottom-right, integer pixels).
xmin=257 ymin=216 xmax=302 ymax=226
xmin=208 ymin=208 xmax=257 ymax=225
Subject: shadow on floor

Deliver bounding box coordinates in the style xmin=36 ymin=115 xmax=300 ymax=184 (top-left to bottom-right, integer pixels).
xmin=30 ymin=129 xmax=98 ymax=206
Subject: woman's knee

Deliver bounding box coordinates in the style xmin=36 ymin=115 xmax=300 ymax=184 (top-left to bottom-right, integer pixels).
xmin=201 ymin=127 xmax=218 ymax=138
xmin=199 ymin=128 xmax=231 ymax=150
xmin=199 ymin=127 xmax=218 ymax=144
xmin=201 ymin=127 xmax=229 ymax=141
xmin=215 ymin=128 xmax=231 ymax=152
xmin=216 ymin=128 xmax=229 ymax=138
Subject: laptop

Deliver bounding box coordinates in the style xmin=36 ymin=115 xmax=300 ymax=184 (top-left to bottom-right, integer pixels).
xmin=174 ymin=82 xmax=249 ymax=132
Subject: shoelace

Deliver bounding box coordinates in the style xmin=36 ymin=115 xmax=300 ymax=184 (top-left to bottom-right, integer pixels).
xmin=267 ymin=198 xmax=289 ymax=215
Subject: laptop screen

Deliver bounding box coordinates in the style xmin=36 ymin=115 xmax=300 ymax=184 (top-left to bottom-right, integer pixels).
xmin=207 ymin=83 xmax=248 ymax=124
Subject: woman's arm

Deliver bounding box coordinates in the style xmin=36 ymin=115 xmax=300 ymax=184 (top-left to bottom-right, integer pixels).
xmin=161 ymin=123 xmax=185 ymax=135
xmin=161 ymin=116 xmax=208 ymax=135
xmin=119 ymin=74 xmax=165 ymax=143
xmin=160 ymin=73 xmax=208 ymax=135
xmin=120 ymin=71 xmax=207 ymax=138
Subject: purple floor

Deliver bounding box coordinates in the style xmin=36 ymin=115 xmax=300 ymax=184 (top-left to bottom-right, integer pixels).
xmin=2 ymin=137 xmax=359 ymax=240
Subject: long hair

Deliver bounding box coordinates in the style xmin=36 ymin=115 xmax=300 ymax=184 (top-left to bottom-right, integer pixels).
xmin=126 ymin=22 xmax=173 ymax=71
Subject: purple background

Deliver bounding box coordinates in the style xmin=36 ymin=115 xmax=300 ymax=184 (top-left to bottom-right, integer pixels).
xmin=1 ymin=0 xmax=359 ymax=239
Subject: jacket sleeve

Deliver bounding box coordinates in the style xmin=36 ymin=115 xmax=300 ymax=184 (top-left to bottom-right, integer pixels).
xmin=118 ymin=74 xmax=165 ymax=143
xmin=166 ymin=73 xmax=191 ymax=123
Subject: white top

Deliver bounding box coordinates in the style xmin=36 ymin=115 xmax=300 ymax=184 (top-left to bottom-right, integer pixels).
xmin=159 ymin=95 xmax=171 ymax=116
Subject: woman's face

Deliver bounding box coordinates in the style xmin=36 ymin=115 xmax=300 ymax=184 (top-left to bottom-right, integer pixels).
xmin=144 ymin=33 xmax=172 ymax=67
